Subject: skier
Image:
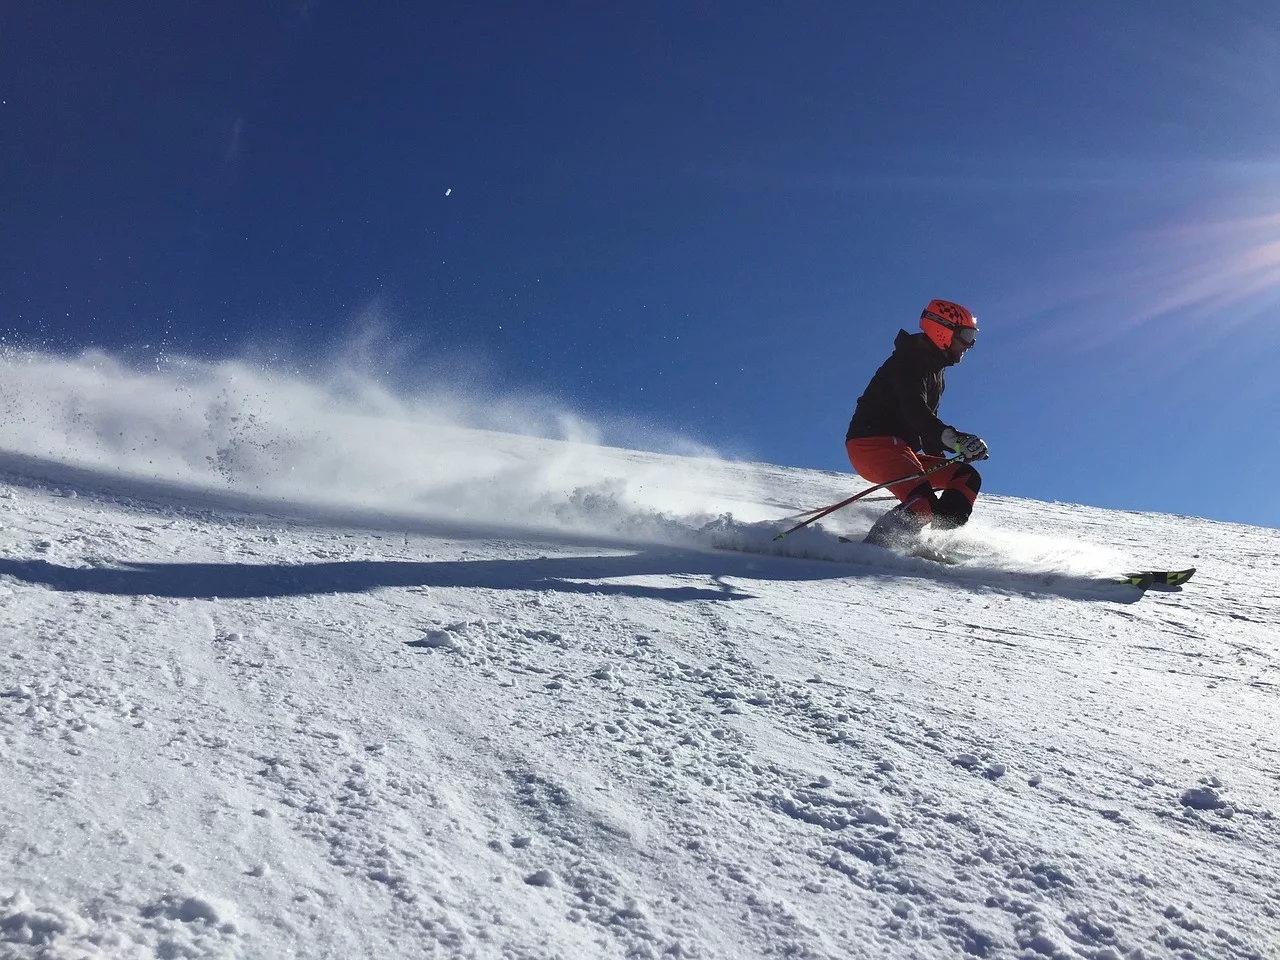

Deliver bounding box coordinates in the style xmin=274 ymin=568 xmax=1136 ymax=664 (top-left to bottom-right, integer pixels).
xmin=845 ymin=299 xmax=988 ymax=548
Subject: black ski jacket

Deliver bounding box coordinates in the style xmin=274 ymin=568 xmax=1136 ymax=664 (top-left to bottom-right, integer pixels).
xmin=845 ymin=329 xmax=952 ymax=455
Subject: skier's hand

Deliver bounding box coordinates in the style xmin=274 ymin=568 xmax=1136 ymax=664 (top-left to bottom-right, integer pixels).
xmin=941 ymin=427 xmax=988 ymax=462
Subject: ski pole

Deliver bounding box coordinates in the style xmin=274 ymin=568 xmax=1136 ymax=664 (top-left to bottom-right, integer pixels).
xmin=775 ymin=503 xmax=839 ymax=524
xmin=776 ymin=494 xmax=899 ymax=524
xmin=773 ymin=456 xmax=966 ymax=541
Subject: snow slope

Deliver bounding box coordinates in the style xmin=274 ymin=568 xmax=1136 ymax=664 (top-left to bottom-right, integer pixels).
xmin=1 ymin=352 xmax=1278 ymax=959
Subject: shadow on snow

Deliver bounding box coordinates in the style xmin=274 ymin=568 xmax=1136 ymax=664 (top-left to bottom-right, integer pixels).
xmin=0 ymin=551 xmax=1144 ymax=604
xmin=1 ymin=450 xmax=1146 ymax=604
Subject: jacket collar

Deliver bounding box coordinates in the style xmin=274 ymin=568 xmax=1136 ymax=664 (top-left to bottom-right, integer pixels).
xmin=893 ymin=329 xmax=950 ymax=370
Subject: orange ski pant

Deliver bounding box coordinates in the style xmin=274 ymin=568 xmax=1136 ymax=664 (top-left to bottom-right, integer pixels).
xmin=845 ymin=437 xmax=978 ymax=508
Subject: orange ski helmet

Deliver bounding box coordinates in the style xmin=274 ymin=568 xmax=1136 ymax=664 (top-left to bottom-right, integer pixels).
xmin=920 ymin=299 xmax=977 ymax=350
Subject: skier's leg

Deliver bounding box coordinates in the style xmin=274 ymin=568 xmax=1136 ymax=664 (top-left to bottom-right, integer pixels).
xmin=846 ymin=438 xmax=943 ymax=545
xmin=845 ymin=438 xmax=933 ymax=503
xmin=930 ymin=464 xmax=982 ymax=529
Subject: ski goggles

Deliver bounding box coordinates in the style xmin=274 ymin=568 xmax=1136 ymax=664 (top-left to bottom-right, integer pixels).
xmin=922 ymin=309 xmax=978 ymax=346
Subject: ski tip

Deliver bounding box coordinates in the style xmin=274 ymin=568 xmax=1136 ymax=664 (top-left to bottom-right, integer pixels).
xmin=1121 ymin=567 xmax=1196 ymax=589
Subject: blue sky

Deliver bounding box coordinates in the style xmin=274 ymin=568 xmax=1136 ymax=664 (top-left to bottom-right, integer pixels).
xmin=5 ymin=2 xmax=1280 ymax=528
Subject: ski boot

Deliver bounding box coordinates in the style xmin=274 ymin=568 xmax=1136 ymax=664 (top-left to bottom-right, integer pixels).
xmin=863 ymin=495 xmax=932 ymax=550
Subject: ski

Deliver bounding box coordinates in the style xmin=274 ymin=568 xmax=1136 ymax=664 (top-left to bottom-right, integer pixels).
xmin=838 ymin=535 xmax=962 ymax=565
xmin=1120 ymin=568 xmax=1196 ymax=588
xmin=909 ymin=545 xmax=961 ymax=565
xmin=838 ymin=535 xmax=1195 ymax=587
xmin=840 ymin=537 xmax=1195 ymax=587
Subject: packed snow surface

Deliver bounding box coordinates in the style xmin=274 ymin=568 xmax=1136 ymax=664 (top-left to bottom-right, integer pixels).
xmin=1 ymin=351 xmax=1278 ymax=959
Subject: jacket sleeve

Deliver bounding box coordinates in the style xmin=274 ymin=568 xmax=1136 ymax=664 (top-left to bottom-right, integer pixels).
xmin=888 ymin=364 xmax=949 ymax=453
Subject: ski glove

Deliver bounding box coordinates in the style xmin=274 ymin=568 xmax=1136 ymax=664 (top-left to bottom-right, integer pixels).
xmin=941 ymin=427 xmax=988 ymax=462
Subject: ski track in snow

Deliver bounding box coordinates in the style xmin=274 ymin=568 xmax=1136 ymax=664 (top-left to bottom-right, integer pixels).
xmin=2 ymin=433 xmax=1280 ymax=956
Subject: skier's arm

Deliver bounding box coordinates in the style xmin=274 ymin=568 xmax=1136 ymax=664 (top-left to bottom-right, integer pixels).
xmin=888 ymin=374 xmax=948 ymax=452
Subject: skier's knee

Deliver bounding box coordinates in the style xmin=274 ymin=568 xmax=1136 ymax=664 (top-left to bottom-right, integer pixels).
xmin=956 ymin=464 xmax=981 ymax=495
xmin=932 ymin=488 xmax=974 ymax=529
xmin=904 ymin=481 xmax=936 ymax=506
